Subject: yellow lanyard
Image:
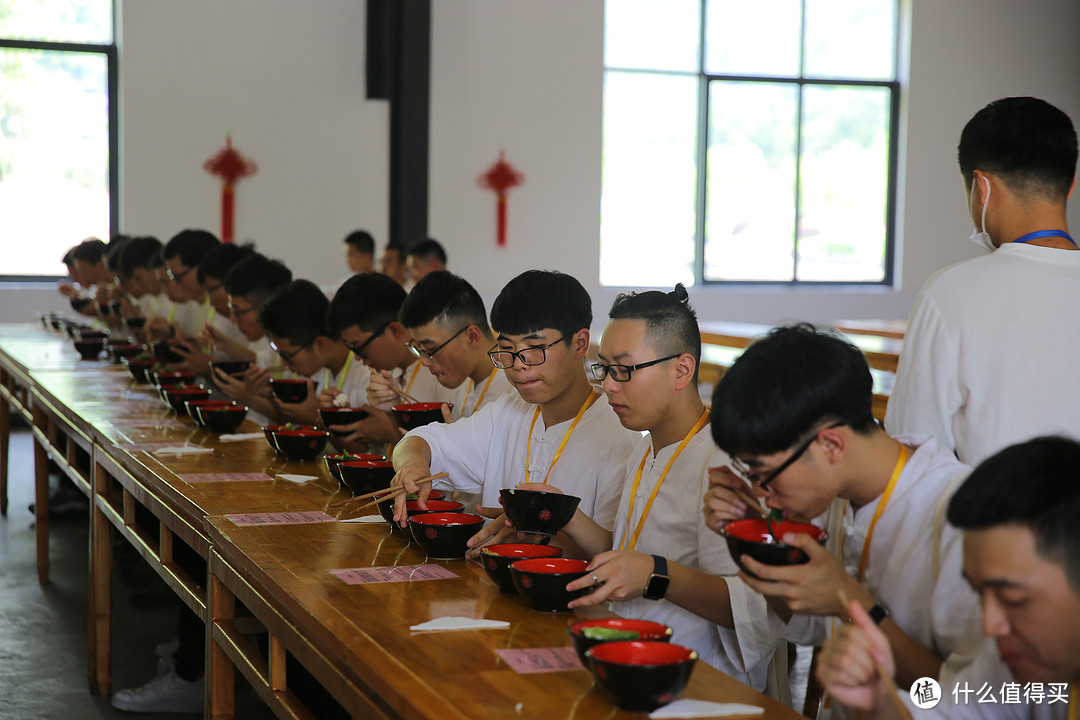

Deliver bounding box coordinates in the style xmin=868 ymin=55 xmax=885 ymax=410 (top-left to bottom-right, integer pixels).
xmin=324 ymin=352 xmax=354 ymax=392
xmin=856 ymin=444 xmax=910 ymax=582
xmin=167 ymin=298 xmax=177 ymax=323
xmin=621 ymin=409 xmax=710 ymax=551
xmin=525 ymin=390 xmax=598 ymax=484
xmin=470 ymin=369 xmax=498 ymax=415
xmin=404 ymin=361 xmax=421 ymax=395
xmin=200 ymin=296 xmax=214 ymax=327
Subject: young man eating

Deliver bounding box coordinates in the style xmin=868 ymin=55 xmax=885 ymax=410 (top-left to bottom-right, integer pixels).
xmin=388 ymin=270 xmax=638 ymax=555
xmin=702 ymin=324 xmax=983 ymax=696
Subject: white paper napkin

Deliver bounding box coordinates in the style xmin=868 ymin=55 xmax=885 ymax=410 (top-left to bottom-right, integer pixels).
xmin=409 ymin=616 xmax=510 ymax=632
xmin=339 ymin=515 xmax=387 ymax=523
xmin=151 ymin=445 xmax=214 ymax=456
xmin=648 ymin=700 xmax=765 ymax=718
xmin=217 ymin=432 xmax=266 ymax=442
xmin=276 ymin=473 xmax=318 ymax=484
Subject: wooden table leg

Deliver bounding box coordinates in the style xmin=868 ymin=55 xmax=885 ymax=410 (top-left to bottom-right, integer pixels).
xmin=0 ymin=392 xmax=10 ymax=517
xmin=89 ymin=454 xmax=113 ymax=697
xmin=32 ymin=406 xmax=50 ymax=584
xmin=209 ymin=566 xmax=236 ymax=719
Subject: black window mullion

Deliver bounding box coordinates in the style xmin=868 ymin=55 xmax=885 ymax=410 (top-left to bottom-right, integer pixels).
xmin=694 ymin=0 xmax=710 ymax=284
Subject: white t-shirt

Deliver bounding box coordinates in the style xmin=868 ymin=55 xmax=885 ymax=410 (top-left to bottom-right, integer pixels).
xmin=609 ymin=427 xmax=776 ymax=690
xmin=137 ymin=292 xmax=173 ymax=322
xmin=886 ymin=243 xmax=1080 ymax=466
xmin=172 ymin=298 xmax=208 ymax=338
xmin=406 ymin=390 xmax=638 ymax=528
xmin=450 ymin=369 xmax=514 ymax=420
xmin=312 ymin=353 xmax=370 ymax=408
xmin=783 ymin=436 xmax=982 ymax=680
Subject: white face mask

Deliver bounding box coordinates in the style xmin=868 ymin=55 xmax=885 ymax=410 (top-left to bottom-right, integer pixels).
xmin=968 ymin=176 xmax=995 ymax=252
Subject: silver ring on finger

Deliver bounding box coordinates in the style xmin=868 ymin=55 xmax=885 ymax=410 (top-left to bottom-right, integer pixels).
xmin=590 ymin=572 xmax=601 ymax=586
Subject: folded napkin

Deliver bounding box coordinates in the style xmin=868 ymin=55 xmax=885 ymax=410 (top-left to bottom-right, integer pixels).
xmin=339 ymin=515 xmax=387 ymax=523
xmin=217 ymin=432 xmax=266 ymax=442
xmin=276 ymin=473 xmax=318 ymax=484
xmin=151 ymin=445 xmax=214 ymax=456
xmin=649 ymin=700 xmax=764 ymax=718
xmin=409 ymin=616 xmax=510 ymax=632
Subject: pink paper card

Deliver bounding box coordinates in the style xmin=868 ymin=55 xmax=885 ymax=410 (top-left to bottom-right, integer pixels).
xmin=330 ymin=565 xmax=459 ymax=584
xmin=180 ymin=473 xmax=273 ymax=483
xmin=227 ymin=511 xmax=336 ymax=527
xmin=495 ymin=648 xmax=584 ymax=674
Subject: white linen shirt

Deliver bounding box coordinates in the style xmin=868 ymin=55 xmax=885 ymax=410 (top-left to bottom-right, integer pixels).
xmin=313 ymin=354 xmax=370 ymax=409
xmin=407 ymin=390 xmax=638 ymax=528
xmin=451 ymin=369 xmax=514 ymax=420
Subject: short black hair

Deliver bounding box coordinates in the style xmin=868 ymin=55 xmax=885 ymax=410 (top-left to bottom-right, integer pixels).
xmin=406 ymin=237 xmax=447 ymax=265
xmin=344 ymin=230 xmax=375 ymax=255
xmin=163 ymin=229 xmax=220 ymax=268
xmin=327 ymin=272 xmax=407 ymax=338
xmin=223 ymin=254 xmax=293 ymax=306
xmin=259 ymin=279 xmax=330 ymax=348
xmin=117 ymin=236 xmax=164 ymax=279
xmin=106 ymin=236 xmax=132 ymax=274
xmin=948 ymin=436 xmax=1080 ymax=591
xmin=711 ymin=323 xmax=875 ymax=457
xmin=490 ymin=270 xmax=592 ymax=340
xmin=399 ymin=271 xmax=492 ymax=336
xmin=197 ymin=243 xmax=256 ymax=285
xmin=608 ymin=283 xmax=701 ymax=384
xmin=62 ymin=247 xmax=76 ymax=267
xmin=958 ymin=97 xmax=1078 ymax=201
xmin=72 ymin=238 xmax=108 ymax=264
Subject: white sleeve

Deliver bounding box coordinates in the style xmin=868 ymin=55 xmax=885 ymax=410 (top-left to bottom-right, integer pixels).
xmin=406 ymin=401 xmax=501 ymax=496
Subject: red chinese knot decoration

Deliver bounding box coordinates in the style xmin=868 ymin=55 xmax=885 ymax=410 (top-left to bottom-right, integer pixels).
xmin=478 ymin=150 xmax=524 ymax=248
xmin=203 ymin=135 xmax=258 ymax=243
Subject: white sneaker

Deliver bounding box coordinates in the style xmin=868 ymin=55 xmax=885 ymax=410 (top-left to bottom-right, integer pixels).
xmin=111 ymin=670 xmax=203 ymax=714
xmin=155 ymin=638 xmax=179 ymax=657
xmin=156 ymin=655 xmax=176 ymax=676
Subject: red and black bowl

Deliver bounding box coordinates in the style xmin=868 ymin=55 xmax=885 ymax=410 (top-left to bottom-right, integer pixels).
xmin=408 ymin=512 xmax=484 ymax=559
xmin=509 ymin=557 xmax=590 ymax=612
xmin=272 ymin=429 xmax=330 ymax=462
xmin=318 ymin=407 xmax=370 ymax=436
xmin=392 ymin=402 xmax=452 ymax=431
xmin=122 ymin=316 xmax=147 ymax=332
xmin=73 ymin=338 xmax=106 ymax=360
xmin=196 ymin=404 xmax=249 ymax=434
xmin=586 ymin=641 xmax=697 ymax=713
xmin=153 ymin=370 xmax=197 ymax=388
xmin=378 ymin=496 xmax=460 ymax=529
xmin=338 ymin=459 xmax=395 ymax=497
xmin=721 ymin=518 xmax=828 ymax=579
xmin=569 ymin=618 xmax=673 ymax=666
xmin=186 ymin=400 xmax=236 ymax=427
xmin=269 ymin=378 xmax=309 ymax=404
xmin=75 ymin=328 xmax=109 ymax=341
xmin=107 ymin=342 xmax=145 ymax=364
xmin=262 ymin=424 xmax=318 ymax=455
xmin=209 ymin=359 xmax=252 ymax=378
xmin=161 ymin=386 xmax=211 ymax=413
xmin=122 ymin=357 xmax=156 ymax=384
xmin=480 ymin=543 xmax=563 ymax=594
xmin=324 ymin=453 xmax=385 ymax=484
xmin=499 ymin=488 xmax=581 ymax=536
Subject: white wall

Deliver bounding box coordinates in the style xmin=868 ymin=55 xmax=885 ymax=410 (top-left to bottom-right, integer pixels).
xmin=3 ymin=0 xmax=1080 ymax=330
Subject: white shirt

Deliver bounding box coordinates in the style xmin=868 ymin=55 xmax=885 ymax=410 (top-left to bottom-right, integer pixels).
xmin=782 ymin=436 xmax=982 ymax=681
xmin=609 ymin=427 xmax=776 ymax=690
xmin=137 ymin=292 xmax=173 ymax=321
xmin=406 ymin=390 xmax=638 ymax=528
xmin=172 ymin=298 xmax=207 ymax=338
xmin=886 ymin=243 xmax=1080 ymax=466
xmin=313 ymin=353 xmax=370 ymax=408
xmin=450 ymin=369 xmax=514 ymax=420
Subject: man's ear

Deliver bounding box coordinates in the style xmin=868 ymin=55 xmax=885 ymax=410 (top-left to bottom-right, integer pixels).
xmin=672 ymin=353 xmax=697 ymax=391
xmin=571 ymin=328 xmax=591 ymax=359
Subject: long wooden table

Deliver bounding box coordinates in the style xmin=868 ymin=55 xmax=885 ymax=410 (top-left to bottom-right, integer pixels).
xmin=0 ymin=323 xmax=804 ymax=720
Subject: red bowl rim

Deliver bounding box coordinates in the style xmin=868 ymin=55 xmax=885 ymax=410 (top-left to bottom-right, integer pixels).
xmin=163 ymin=387 xmax=210 ymax=396
xmin=480 ymin=543 xmax=563 ymax=560
xmin=269 ymin=378 xmax=307 ymax=385
xmin=320 ymin=406 xmax=368 ymax=414
xmin=570 ymin=618 xmax=673 ymax=639
xmin=123 ymin=358 xmax=156 ymax=366
xmin=392 ymin=402 xmax=450 ymax=412
xmin=339 ymin=460 xmax=394 ymax=469
xmin=155 ymin=371 xmax=196 ymax=379
xmin=409 ymin=512 xmax=483 ymax=526
xmin=200 ymin=405 xmax=248 ymax=413
xmin=274 ymin=429 xmax=330 ymax=438
xmin=722 ymin=517 xmax=827 ymax=544
xmin=510 ymin=558 xmax=589 ymax=574
xmin=586 ymin=640 xmax=697 ymax=666
xmin=405 ymin=499 xmax=464 ymax=512
xmin=187 ymin=400 xmax=235 ymax=408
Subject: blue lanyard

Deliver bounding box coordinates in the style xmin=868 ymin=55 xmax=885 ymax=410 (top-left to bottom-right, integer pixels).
xmin=1013 ymin=230 xmax=1076 ymax=246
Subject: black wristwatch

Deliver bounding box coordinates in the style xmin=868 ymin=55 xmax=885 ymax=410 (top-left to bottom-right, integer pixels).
xmin=643 ymin=555 xmax=670 ymax=601
xmin=868 ymin=601 xmax=890 ymax=625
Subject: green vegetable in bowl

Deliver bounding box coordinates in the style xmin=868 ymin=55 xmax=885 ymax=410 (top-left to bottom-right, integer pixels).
xmin=581 ymin=627 xmax=640 ymax=641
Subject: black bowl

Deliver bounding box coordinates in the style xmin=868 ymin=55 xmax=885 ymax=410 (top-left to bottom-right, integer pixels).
xmin=161 ymin=386 xmax=211 ymax=413
xmin=262 ymin=424 xmax=317 ymax=455
xmin=209 ymin=360 xmax=252 ymax=378
xmin=108 ymin=342 xmax=144 ymax=363
xmin=74 ymin=339 xmax=106 ymax=360
xmin=151 ymin=340 xmax=185 ymax=365
xmin=75 ymin=328 xmax=109 ymax=341
xmin=568 ymin=618 xmax=673 ymax=666
xmin=122 ymin=358 xmax=156 ymax=384
xmin=586 ymin=641 xmax=697 ymax=713
xmin=272 ymin=429 xmax=329 ymax=462
xmin=197 ymin=404 xmax=249 ymax=433
xmin=186 ymin=400 xmax=236 ymax=426
xmin=377 ymin=495 xmax=459 ymax=529
xmin=392 ymin=402 xmax=452 ymax=431
xmin=499 ymin=488 xmax=581 ymax=536
xmin=318 ymin=407 xmax=370 ymax=436
xmin=269 ymin=378 xmax=309 ymax=404
xmin=509 ymin=557 xmax=590 ymax=612
xmin=324 ymin=453 xmax=385 ymax=484
xmin=721 ymin=518 xmax=828 ymax=579
xmin=338 ymin=460 xmax=395 ymax=497
xmin=480 ymin=543 xmax=563 ymax=594
xmin=408 ymin=512 xmax=484 ymax=559
xmin=123 ymin=317 xmax=147 ymax=331
xmin=153 ymin=370 xmax=197 ymax=388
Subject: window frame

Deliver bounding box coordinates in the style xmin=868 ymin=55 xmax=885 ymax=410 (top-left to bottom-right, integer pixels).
xmin=0 ymin=8 xmax=119 ymax=283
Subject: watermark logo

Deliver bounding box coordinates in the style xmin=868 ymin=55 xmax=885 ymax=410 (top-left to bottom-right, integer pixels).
xmin=911 ymin=677 xmax=942 ymax=709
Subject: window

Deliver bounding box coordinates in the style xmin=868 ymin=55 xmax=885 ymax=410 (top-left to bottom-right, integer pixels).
xmin=0 ymin=0 xmax=116 ymax=280
xmin=600 ymin=0 xmax=900 ymax=287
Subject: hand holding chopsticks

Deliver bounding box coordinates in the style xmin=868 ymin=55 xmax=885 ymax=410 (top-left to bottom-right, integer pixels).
xmin=833 ymin=589 xmax=910 ymax=720
xmin=331 ymin=471 xmax=448 ymax=511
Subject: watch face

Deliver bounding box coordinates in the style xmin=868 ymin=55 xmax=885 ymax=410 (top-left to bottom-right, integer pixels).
xmin=646 ymin=574 xmax=670 ymax=600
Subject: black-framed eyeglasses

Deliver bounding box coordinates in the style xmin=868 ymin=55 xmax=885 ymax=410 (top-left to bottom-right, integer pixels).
xmin=167 ymin=265 xmax=194 ymax=282
xmin=227 ymin=299 xmax=259 ymax=317
xmin=344 ymin=321 xmax=391 ymax=359
xmin=204 ymin=281 xmax=223 ymax=294
xmin=269 ymin=339 xmax=313 ymax=364
xmin=730 ymin=422 xmax=845 ymax=490
xmin=590 ymin=354 xmax=680 ymax=383
xmin=488 ymin=336 xmax=565 ymax=369
xmin=408 ymin=325 xmax=469 ymax=360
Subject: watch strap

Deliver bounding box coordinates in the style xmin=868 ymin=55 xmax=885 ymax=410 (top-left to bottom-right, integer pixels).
xmin=868 ymin=602 xmax=889 ymax=625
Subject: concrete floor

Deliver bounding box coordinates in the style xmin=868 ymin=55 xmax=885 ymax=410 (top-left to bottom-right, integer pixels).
xmin=0 ymin=428 xmax=272 ymax=719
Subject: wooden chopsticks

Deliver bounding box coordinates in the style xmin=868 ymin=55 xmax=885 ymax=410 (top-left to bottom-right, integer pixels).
xmin=331 ymin=471 xmax=448 ymax=510
xmin=733 ymin=485 xmax=768 ymax=518
xmin=368 ymin=368 xmax=420 ymax=404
